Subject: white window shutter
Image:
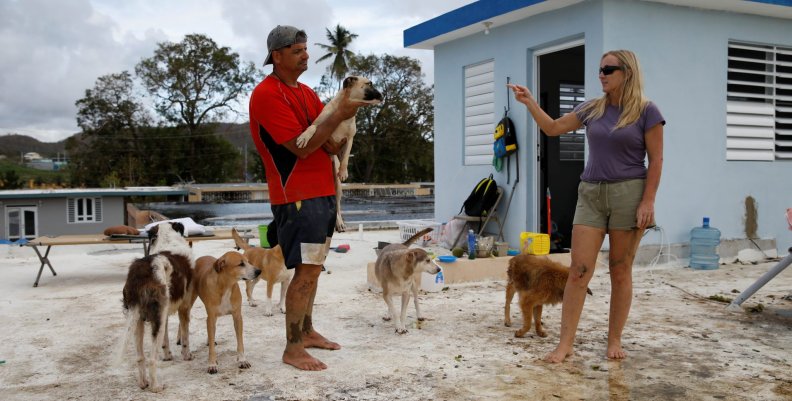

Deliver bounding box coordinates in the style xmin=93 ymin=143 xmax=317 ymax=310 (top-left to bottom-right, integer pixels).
xmin=94 ymin=197 xmax=103 ymax=222
xmin=67 ymin=198 xmax=75 ymax=223
xmin=464 ymin=60 xmax=495 ymax=165
xmin=727 ymin=41 xmax=792 ymax=161
xmin=559 ymin=83 xmax=585 ymax=161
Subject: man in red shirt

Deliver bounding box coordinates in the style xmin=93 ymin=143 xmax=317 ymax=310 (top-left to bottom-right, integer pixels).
xmin=249 ymin=25 xmax=362 ymax=371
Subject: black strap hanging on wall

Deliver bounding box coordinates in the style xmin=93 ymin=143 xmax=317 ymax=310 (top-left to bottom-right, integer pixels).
xmin=498 ymin=77 xmax=520 ymax=237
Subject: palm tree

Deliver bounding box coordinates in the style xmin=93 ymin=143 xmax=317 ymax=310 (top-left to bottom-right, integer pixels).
xmin=315 ymin=24 xmax=358 ymax=91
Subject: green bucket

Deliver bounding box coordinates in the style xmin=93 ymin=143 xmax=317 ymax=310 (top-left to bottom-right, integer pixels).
xmin=258 ymin=225 xmax=270 ymax=248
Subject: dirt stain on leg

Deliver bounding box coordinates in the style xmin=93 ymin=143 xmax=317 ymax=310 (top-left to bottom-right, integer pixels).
xmin=288 ymin=322 xmax=302 ymax=344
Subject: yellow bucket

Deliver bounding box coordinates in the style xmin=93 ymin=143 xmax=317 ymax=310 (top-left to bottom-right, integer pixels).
xmin=520 ymin=232 xmax=550 ymax=255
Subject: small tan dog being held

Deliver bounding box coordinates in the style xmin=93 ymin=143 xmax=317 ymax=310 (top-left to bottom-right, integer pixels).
xmin=374 ymin=227 xmax=439 ymax=334
xmin=191 ymin=251 xmax=260 ymax=374
xmin=504 ymin=254 xmax=593 ymax=338
xmin=231 ymin=228 xmax=291 ymax=316
xmin=295 ymin=76 xmax=382 ymax=231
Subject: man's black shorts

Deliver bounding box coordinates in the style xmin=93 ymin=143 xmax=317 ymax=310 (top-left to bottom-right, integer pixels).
xmin=271 ymin=196 xmax=336 ymax=269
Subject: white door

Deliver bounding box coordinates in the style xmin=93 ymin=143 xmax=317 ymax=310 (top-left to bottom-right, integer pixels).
xmin=6 ymin=206 xmax=38 ymax=240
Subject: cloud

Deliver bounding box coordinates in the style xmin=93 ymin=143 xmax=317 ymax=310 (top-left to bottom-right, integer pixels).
xmin=0 ymin=0 xmax=163 ymax=142
xmin=0 ymin=0 xmax=471 ymax=142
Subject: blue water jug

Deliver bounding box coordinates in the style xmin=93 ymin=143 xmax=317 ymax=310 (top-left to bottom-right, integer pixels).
xmin=689 ymin=217 xmax=721 ymax=270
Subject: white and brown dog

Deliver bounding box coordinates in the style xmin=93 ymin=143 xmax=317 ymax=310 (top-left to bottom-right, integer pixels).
xmin=295 ymin=76 xmax=383 ymax=231
xmin=191 ymin=251 xmax=260 ymax=373
xmin=374 ymin=228 xmax=439 ymax=334
xmin=121 ymin=222 xmax=194 ymax=392
xmin=231 ymin=228 xmax=291 ymax=316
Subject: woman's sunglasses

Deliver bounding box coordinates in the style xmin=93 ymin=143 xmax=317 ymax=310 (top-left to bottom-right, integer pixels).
xmin=599 ymin=65 xmax=622 ymax=75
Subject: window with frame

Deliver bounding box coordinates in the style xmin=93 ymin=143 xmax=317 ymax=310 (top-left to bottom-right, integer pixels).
xmin=726 ymin=41 xmax=792 ymax=161
xmin=464 ymin=60 xmax=495 ymax=165
xmin=67 ymin=197 xmax=102 ymax=223
xmin=5 ymin=206 xmax=38 ymax=240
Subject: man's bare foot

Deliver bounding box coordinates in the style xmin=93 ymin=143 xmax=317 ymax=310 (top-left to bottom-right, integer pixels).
xmin=607 ymin=342 xmax=627 ymax=359
xmin=303 ymin=330 xmax=341 ymax=350
xmin=282 ymin=347 xmax=327 ymax=371
xmin=543 ymin=346 xmax=573 ymax=363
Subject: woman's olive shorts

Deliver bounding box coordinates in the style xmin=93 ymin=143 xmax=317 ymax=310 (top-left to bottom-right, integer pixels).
xmin=573 ymin=179 xmax=653 ymax=231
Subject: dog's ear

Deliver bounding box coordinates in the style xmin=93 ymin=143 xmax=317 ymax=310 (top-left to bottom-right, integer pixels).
xmin=405 ymin=250 xmax=416 ymax=264
xmin=147 ymin=224 xmax=159 ymax=240
xmin=214 ymin=257 xmax=225 ymax=273
xmin=406 ymin=249 xmax=425 ymax=264
xmin=342 ymin=76 xmax=358 ymax=89
xmin=170 ymin=222 xmax=185 ymax=236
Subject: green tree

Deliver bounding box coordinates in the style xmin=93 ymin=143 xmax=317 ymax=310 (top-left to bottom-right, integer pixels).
xmin=136 ymin=34 xmax=257 ymax=133
xmin=335 ymin=54 xmax=434 ymax=183
xmin=1 ymin=170 xmax=23 ymax=189
xmin=315 ymin=25 xmax=358 ymax=91
xmin=247 ymin=147 xmax=266 ymax=183
xmin=135 ymin=34 xmax=257 ymax=182
xmin=68 ymin=71 xmax=150 ymax=187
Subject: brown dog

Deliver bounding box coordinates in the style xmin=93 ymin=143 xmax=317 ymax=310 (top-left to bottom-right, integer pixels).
xmin=231 ymin=228 xmax=291 ymax=316
xmin=191 ymin=251 xmax=260 ymax=373
xmin=374 ymin=227 xmax=439 ymax=334
xmin=121 ymin=222 xmax=193 ymax=392
xmin=504 ymin=254 xmax=592 ymax=338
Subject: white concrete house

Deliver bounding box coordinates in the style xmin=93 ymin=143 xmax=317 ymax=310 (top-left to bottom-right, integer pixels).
xmin=0 ymin=187 xmax=187 ymax=241
xmin=405 ymin=0 xmax=792 ymax=261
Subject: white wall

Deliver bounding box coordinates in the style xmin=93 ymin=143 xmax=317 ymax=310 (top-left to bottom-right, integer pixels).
xmin=433 ymin=1 xmax=604 ymax=247
xmin=432 ymin=0 xmax=792 ymax=253
xmin=603 ymin=0 xmax=792 ymax=251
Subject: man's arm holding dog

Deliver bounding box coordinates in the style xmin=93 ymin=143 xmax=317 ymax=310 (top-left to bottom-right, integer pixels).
xmin=282 ymin=91 xmax=364 ymax=159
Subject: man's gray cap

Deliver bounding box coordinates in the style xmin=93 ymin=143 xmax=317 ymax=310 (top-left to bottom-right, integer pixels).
xmin=264 ymin=25 xmax=307 ymax=65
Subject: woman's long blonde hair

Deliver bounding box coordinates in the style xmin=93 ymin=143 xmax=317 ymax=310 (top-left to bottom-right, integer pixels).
xmin=578 ymin=50 xmax=648 ymax=130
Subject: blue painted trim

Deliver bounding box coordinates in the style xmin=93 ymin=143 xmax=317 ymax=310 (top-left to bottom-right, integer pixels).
xmin=746 ymin=0 xmax=792 ymax=5
xmin=404 ymin=0 xmax=546 ymax=47
xmin=404 ymin=0 xmax=792 ymax=48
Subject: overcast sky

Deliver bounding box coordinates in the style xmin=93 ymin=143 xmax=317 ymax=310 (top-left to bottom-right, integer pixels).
xmin=0 ymin=0 xmax=471 ymax=143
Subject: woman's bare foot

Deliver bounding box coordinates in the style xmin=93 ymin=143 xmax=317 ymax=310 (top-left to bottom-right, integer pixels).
xmin=543 ymin=346 xmax=573 ymax=363
xmin=607 ymin=341 xmax=627 ymax=359
xmin=303 ymin=330 xmax=341 ymax=350
xmin=282 ymin=347 xmax=327 ymax=371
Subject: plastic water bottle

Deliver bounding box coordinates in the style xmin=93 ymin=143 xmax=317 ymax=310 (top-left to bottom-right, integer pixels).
xmin=689 ymin=217 xmax=721 ymax=270
xmin=467 ymin=229 xmax=476 ymax=260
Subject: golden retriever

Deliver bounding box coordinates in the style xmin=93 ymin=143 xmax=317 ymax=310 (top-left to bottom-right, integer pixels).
xmin=504 ymin=254 xmax=592 ymax=338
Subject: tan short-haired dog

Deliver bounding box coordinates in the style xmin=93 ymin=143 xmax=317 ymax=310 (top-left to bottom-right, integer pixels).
xmin=295 ymin=76 xmax=383 ymax=231
xmin=191 ymin=251 xmax=260 ymax=374
xmin=231 ymin=228 xmax=290 ymax=316
xmin=504 ymin=254 xmax=592 ymax=338
xmin=374 ymin=228 xmax=439 ymax=334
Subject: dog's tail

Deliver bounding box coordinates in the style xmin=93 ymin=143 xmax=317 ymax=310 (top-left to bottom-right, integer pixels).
xmin=402 ymin=227 xmax=433 ymax=247
xmin=232 ymin=227 xmax=252 ymax=251
xmin=111 ymin=307 xmax=138 ymax=370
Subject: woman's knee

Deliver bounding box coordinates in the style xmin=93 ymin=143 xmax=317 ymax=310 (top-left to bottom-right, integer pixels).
xmin=568 ymin=261 xmax=594 ymax=287
xmin=608 ymin=260 xmax=633 ymax=286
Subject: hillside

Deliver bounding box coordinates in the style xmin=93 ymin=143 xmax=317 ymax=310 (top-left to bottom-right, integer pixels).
xmin=0 ymin=134 xmax=68 ymax=159
xmin=0 ymin=124 xmax=252 ymax=161
xmin=212 ymin=122 xmax=254 ymax=150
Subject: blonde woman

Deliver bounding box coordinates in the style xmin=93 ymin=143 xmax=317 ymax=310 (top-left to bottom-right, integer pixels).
xmin=508 ymin=50 xmax=664 ymax=363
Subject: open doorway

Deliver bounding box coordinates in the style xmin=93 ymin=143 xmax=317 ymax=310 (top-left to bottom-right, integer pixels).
xmin=536 ymin=44 xmax=585 ymax=251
